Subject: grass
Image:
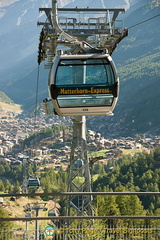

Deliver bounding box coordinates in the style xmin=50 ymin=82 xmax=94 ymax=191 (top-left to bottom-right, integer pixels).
xmin=73 ymin=173 xmax=99 ymax=186
xmin=0 ymin=195 xmax=51 ymax=230
xmin=89 ymin=148 xmax=142 ymax=158
xmin=0 ymin=191 xmax=5 ymax=194
xmin=0 ymin=101 xmax=22 ymax=121
xmin=88 ymin=150 xmax=106 ymax=158
xmin=92 ymin=174 xmax=99 ymax=181
xmin=119 ymin=148 xmax=143 ymax=155
xmin=0 ymin=102 xmax=21 ymax=112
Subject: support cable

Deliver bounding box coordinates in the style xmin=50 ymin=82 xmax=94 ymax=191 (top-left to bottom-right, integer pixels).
xmin=128 ymin=13 xmax=160 ymax=29
xmin=33 ymin=64 xmax=40 ymax=140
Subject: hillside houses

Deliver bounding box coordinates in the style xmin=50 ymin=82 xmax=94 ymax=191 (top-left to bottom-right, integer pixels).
xmin=0 ymin=109 xmax=159 ymax=167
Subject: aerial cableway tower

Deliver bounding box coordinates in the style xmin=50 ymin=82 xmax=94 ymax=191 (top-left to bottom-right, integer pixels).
xmin=38 ymin=0 xmax=127 ymax=226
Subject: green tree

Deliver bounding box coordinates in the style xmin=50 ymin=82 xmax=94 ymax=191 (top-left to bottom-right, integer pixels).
xmin=96 ymin=187 xmax=120 ymax=217
xmin=0 ymin=180 xmax=5 ymax=192
xmin=0 ymin=165 xmax=5 ymax=175
xmin=4 ymin=180 xmax=12 ymax=193
xmin=154 ymin=147 xmax=160 ymax=162
xmin=4 ymin=161 xmax=11 ymax=173
xmin=0 ymin=206 xmax=13 ymax=239
xmin=127 ymin=195 xmax=146 ymax=216
xmin=12 ymin=181 xmax=21 ymax=194
xmin=96 ymin=193 xmax=121 ymax=239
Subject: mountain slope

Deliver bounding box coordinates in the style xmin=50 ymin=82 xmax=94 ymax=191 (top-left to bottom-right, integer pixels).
xmin=115 ymin=0 xmax=160 ymax=135
xmin=64 ymin=0 xmax=130 ymax=9
xmin=0 ymin=0 xmax=132 ymax=109
xmin=87 ymin=0 xmax=160 ymax=136
xmin=0 ymin=0 xmax=159 ymax=136
xmin=0 ymin=91 xmax=13 ymax=103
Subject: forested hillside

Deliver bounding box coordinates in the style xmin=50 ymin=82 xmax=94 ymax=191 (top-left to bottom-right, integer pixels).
xmin=0 ymin=147 xmax=160 ymax=215
xmin=93 ymin=147 xmax=160 ymax=214
xmin=87 ymin=1 xmax=160 ymax=137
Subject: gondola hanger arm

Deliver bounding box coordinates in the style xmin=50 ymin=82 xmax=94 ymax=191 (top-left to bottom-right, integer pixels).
xmin=52 ymin=0 xmax=93 ymax=52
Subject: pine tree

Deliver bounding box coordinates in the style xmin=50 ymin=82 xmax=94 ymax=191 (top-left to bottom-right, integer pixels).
xmin=0 ymin=180 xmax=5 ymax=192
xmin=0 ymin=206 xmax=13 ymax=240
xmin=0 ymin=165 xmax=5 ymax=175
xmin=12 ymin=181 xmax=20 ymax=194
xmin=4 ymin=180 xmax=12 ymax=193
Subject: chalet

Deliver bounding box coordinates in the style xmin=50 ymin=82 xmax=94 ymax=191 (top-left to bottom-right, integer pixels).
xmin=115 ymin=149 xmax=123 ymax=157
xmin=11 ymin=160 xmax=21 ymax=165
xmin=104 ymin=141 xmax=113 ymax=148
xmin=2 ymin=146 xmax=8 ymax=154
xmin=35 ymin=149 xmax=43 ymax=156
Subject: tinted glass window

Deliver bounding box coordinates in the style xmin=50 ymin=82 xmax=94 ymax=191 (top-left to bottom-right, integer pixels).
xmin=57 ymin=94 xmax=113 ymax=108
xmin=55 ymin=58 xmax=115 ymax=86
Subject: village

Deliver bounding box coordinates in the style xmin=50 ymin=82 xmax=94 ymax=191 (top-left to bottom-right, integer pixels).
xmin=0 ymin=105 xmax=159 ymax=170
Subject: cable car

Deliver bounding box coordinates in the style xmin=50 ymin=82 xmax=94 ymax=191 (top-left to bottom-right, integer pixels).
xmin=25 ymin=213 xmax=32 ymax=218
xmin=73 ymin=159 xmax=84 ymax=170
xmin=27 ymin=177 xmax=40 ymax=189
xmin=49 ymin=54 xmax=119 ymax=117
xmin=48 ymin=209 xmax=57 ymax=216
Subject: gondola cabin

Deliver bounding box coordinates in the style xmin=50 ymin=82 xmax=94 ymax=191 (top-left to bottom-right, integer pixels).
xmin=49 ymin=54 xmax=119 ymax=117
xmin=25 ymin=213 xmax=32 ymax=218
xmin=27 ymin=177 xmax=40 ymax=189
xmin=73 ymin=159 xmax=84 ymax=170
xmin=48 ymin=209 xmax=57 ymax=216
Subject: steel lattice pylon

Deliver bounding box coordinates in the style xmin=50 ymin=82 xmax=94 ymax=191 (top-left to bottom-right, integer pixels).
xmin=22 ymin=156 xmax=29 ymax=194
xmin=67 ymin=116 xmax=93 ymax=217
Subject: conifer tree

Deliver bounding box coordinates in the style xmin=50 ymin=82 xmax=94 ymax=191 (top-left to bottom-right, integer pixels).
xmin=12 ymin=180 xmax=20 ymax=194
xmin=0 ymin=180 xmax=5 ymax=192
xmin=0 ymin=206 xmax=13 ymax=240
xmin=4 ymin=180 xmax=12 ymax=193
